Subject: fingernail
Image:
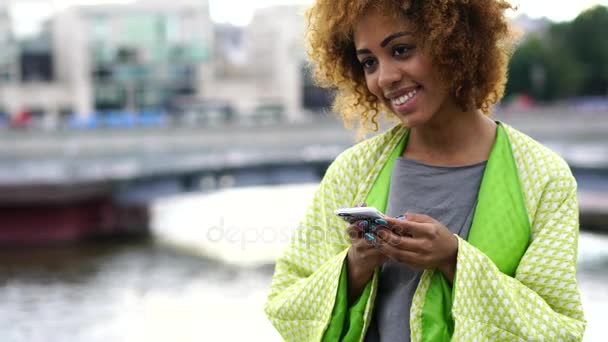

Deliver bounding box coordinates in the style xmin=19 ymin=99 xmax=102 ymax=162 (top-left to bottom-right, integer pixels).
xmin=369 ymin=224 xmax=377 ymax=232
xmin=364 ymin=232 xmax=376 ymax=242
xmin=357 ymin=220 xmax=369 ymax=229
xmin=396 ymin=215 xmax=407 ymax=221
xmin=375 ymin=218 xmax=387 ymax=225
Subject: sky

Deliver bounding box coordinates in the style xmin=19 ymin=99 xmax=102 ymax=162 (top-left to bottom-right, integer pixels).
xmin=8 ymin=0 xmax=608 ymax=37
xmin=209 ymin=0 xmax=608 ymax=26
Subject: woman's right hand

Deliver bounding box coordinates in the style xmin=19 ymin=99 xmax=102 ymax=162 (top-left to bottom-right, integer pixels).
xmin=345 ymin=215 xmax=388 ymax=304
xmin=346 ymin=220 xmax=387 ymax=277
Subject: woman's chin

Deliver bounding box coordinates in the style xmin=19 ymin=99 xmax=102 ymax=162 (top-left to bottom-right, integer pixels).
xmin=395 ymin=113 xmax=421 ymax=128
xmin=392 ymin=108 xmax=435 ymax=129
xmin=385 ymin=103 xmax=431 ymax=128
xmin=387 ymin=103 xmax=415 ymax=125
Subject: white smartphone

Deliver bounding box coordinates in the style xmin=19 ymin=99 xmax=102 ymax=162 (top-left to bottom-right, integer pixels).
xmin=334 ymin=207 xmax=385 ymax=223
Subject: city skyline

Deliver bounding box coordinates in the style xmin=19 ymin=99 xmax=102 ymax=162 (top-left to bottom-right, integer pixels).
xmin=7 ymin=0 xmax=608 ymax=37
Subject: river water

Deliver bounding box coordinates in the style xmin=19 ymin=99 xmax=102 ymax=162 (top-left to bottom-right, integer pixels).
xmin=0 ymin=184 xmax=606 ymax=341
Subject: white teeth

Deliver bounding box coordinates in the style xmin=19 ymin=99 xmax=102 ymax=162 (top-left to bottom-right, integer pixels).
xmin=391 ymin=89 xmax=418 ymax=106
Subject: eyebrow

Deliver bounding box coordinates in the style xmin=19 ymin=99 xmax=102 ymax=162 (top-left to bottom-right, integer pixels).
xmin=380 ymin=31 xmax=412 ymax=47
xmin=355 ymin=31 xmax=413 ymax=55
xmin=356 ymin=48 xmax=372 ymax=55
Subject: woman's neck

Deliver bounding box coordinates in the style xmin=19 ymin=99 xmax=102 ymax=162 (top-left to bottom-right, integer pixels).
xmin=403 ymin=110 xmax=497 ymax=167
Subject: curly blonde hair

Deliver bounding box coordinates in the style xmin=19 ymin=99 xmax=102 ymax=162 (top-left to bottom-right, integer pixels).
xmin=305 ymin=0 xmax=516 ymax=134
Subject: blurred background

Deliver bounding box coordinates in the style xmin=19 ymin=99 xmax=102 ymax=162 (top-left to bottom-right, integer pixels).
xmin=0 ymin=0 xmax=607 ymax=341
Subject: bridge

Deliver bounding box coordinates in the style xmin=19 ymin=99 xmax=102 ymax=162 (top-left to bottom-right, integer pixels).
xmin=2 ymin=108 xmax=608 ymax=242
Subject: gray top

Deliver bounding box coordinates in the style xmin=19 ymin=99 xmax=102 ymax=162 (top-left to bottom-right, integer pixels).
xmin=364 ymin=157 xmax=487 ymax=342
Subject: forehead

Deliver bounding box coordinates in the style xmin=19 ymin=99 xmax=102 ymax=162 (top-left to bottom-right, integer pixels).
xmin=353 ymin=10 xmax=412 ymax=48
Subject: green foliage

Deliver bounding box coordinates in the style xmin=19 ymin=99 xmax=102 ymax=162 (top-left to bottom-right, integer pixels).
xmin=569 ymin=6 xmax=608 ymax=95
xmin=506 ymin=6 xmax=608 ymax=101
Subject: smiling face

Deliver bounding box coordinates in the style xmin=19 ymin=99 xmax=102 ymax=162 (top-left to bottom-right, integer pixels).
xmin=353 ymin=10 xmax=461 ymax=127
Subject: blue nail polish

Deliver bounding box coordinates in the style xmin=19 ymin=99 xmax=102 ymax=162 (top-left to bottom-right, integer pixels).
xmin=369 ymin=224 xmax=377 ymax=232
xmin=375 ymin=218 xmax=387 ymax=225
xmin=396 ymin=215 xmax=406 ymax=220
xmin=364 ymin=232 xmax=376 ymax=242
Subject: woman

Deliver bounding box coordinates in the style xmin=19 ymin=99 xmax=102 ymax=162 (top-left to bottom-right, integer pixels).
xmin=264 ymin=0 xmax=586 ymax=341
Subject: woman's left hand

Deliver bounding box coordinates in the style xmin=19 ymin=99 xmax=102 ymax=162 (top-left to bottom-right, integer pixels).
xmin=375 ymin=213 xmax=459 ymax=283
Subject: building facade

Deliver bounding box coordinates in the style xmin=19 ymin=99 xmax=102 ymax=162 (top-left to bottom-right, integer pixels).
xmin=0 ymin=5 xmax=17 ymax=84
xmin=54 ymin=0 xmax=213 ymax=118
xmin=0 ymin=1 xmax=330 ymax=124
xmin=204 ymin=5 xmax=332 ymax=122
xmin=0 ymin=0 xmax=212 ymax=122
xmin=0 ymin=3 xmax=19 ymax=117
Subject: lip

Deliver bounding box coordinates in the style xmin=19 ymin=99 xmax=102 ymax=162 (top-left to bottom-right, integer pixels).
xmin=384 ymin=85 xmax=421 ymax=101
xmin=386 ymin=85 xmax=421 ymax=113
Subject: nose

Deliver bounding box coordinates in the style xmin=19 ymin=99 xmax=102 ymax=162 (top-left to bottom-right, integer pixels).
xmin=377 ymin=61 xmax=402 ymax=90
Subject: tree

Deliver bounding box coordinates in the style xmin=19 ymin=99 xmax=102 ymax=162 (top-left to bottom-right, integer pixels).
xmin=567 ymin=5 xmax=608 ymax=95
xmin=506 ymin=6 xmax=608 ymax=101
xmin=507 ymin=37 xmax=547 ymax=100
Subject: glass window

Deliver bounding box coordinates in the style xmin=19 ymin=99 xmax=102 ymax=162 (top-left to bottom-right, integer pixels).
xmin=165 ymin=15 xmax=181 ymax=43
xmin=95 ymin=84 xmax=127 ymax=110
xmin=92 ymin=16 xmax=108 ymax=41
xmin=136 ymin=85 xmax=163 ymax=108
xmin=125 ymin=15 xmax=157 ymax=44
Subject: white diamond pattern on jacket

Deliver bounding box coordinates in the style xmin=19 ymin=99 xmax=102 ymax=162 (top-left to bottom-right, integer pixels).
xmin=264 ymin=124 xmax=586 ymax=342
xmin=264 ymin=125 xmax=405 ymax=341
xmin=413 ymin=125 xmax=585 ymax=341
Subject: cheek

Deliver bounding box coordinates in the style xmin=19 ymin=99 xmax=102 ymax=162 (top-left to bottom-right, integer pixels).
xmin=364 ymin=74 xmax=382 ymax=99
xmin=422 ymin=67 xmax=449 ymax=96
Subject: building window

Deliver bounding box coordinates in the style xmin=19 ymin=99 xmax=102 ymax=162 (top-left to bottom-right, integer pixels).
xmin=95 ymin=84 xmax=127 ymax=110
xmin=136 ymin=85 xmax=163 ymax=109
xmin=20 ymin=52 xmax=53 ymax=82
xmin=92 ymin=66 xmax=113 ymax=81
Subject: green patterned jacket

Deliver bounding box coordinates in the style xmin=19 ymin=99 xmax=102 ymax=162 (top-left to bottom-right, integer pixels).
xmin=264 ymin=123 xmax=586 ymax=341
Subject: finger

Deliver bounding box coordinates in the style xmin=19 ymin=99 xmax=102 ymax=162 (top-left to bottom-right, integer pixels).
xmin=375 ymin=237 xmax=424 ymax=266
xmin=383 ymin=217 xmax=427 ymax=237
xmin=364 ymin=231 xmax=381 ymax=247
xmin=401 ymin=220 xmax=434 ymax=237
xmin=376 ymin=229 xmax=424 ymax=252
xmin=382 ymin=217 xmax=411 ymax=236
xmin=347 ymin=221 xmax=380 ymax=243
xmin=385 ymin=217 xmax=434 ymax=238
xmin=346 ymin=225 xmax=363 ymax=240
xmin=357 ymin=219 xmax=371 ymax=231
xmin=348 ymin=219 xmax=371 ymax=233
xmin=352 ymin=235 xmax=381 ymax=254
xmin=402 ymin=212 xmax=435 ymax=223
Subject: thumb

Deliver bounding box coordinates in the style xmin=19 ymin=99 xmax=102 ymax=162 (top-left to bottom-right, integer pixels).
xmin=403 ymin=212 xmax=433 ymax=223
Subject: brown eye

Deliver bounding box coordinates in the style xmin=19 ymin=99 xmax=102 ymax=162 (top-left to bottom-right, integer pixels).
xmin=393 ymin=44 xmax=413 ymax=57
xmin=360 ymin=57 xmax=377 ymax=70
